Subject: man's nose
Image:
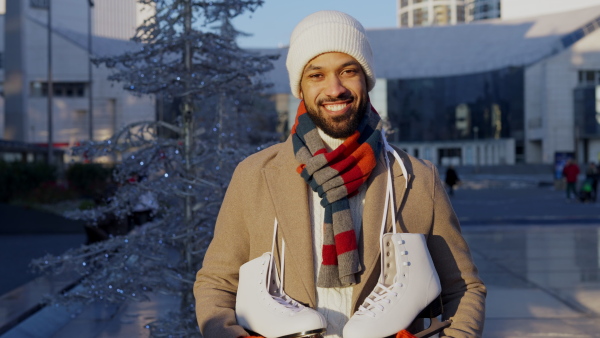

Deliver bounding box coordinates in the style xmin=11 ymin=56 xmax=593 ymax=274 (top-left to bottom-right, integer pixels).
xmin=323 ymin=76 xmax=348 ymax=98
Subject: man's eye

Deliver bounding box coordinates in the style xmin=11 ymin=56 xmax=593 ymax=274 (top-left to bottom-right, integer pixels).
xmin=308 ymin=73 xmax=322 ymax=79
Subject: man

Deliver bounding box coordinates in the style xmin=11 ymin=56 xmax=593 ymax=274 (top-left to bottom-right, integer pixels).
xmin=562 ymin=159 xmax=580 ymax=201
xmin=585 ymin=162 xmax=597 ymax=202
xmin=194 ymin=11 xmax=486 ymax=338
xmin=445 ymin=165 xmax=460 ymax=197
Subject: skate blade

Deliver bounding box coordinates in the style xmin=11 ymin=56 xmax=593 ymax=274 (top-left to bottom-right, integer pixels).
xmin=278 ymin=328 xmax=326 ymax=338
xmin=247 ymin=328 xmax=326 ymax=338
xmin=414 ymin=318 xmax=452 ymax=338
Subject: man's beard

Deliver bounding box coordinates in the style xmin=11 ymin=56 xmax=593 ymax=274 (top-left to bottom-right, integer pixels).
xmin=305 ymin=96 xmax=369 ymax=139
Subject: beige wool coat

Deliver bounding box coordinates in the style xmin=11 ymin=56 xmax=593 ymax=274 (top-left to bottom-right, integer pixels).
xmin=194 ymin=136 xmax=486 ymax=337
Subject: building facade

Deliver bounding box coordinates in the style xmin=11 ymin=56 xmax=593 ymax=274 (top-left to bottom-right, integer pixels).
xmin=265 ymin=6 xmax=600 ymax=166
xmin=397 ymin=0 xmax=466 ymax=27
xmin=0 ymin=0 xmax=154 ymax=162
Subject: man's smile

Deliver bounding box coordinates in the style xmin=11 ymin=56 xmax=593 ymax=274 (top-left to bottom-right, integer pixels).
xmin=321 ymin=101 xmax=352 ymax=116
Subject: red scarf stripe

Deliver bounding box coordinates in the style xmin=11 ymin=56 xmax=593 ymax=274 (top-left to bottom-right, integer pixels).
xmin=322 ymin=244 xmax=338 ymax=265
xmin=329 ymin=144 xmax=376 ymax=176
xmin=341 ymin=167 xmax=369 ymax=193
xmin=334 ymin=230 xmax=358 ymax=255
xmin=323 ymin=132 xmax=360 ymax=164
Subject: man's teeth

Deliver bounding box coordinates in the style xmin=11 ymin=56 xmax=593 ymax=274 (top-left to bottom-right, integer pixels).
xmin=324 ymin=103 xmax=347 ymax=112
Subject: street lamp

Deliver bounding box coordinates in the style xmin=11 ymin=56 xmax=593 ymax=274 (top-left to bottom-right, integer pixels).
xmin=47 ymin=0 xmax=53 ymax=164
xmin=473 ymin=126 xmax=479 ymax=173
xmin=88 ymin=0 xmax=94 ymax=141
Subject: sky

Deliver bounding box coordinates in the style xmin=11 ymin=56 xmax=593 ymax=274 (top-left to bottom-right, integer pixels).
xmin=232 ymin=1 xmax=398 ymax=49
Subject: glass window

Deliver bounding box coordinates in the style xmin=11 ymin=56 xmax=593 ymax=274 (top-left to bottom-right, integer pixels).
xmin=386 ymin=67 xmax=525 ymax=146
xmin=30 ymin=82 xmax=87 ymax=97
xmin=423 ymin=147 xmax=432 ymax=161
xmin=586 ymin=71 xmax=596 ymax=84
xmin=465 ymin=146 xmax=474 ymax=165
xmin=76 ymin=84 xmax=85 ymax=97
xmin=401 ymin=0 xmax=409 ymax=7
xmin=433 ymin=5 xmax=450 ymax=25
xmin=455 ymin=103 xmax=470 ymax=137
xmin=401 ymin=12 xmax=409 ymax=27
xmin=414 ymin=7 xmax=429 ymax=26
xmin=574 ymin=86 xmax=600 ymax=136
xmin=457 ymin=5 xmax=465 ymax=21
xmin=30 ymin=82 xmax=43 ymax=96
xmin=30 ymin=0 xmax=49 ymax=9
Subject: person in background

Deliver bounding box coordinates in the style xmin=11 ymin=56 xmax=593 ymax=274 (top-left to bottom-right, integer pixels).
xmin=563 ymin=159 xmax=580 ymax=201
xmin=585 ymin=162 xmax=598 ymax=202
xmin=445 ymin=165 xmax=460 ymax=197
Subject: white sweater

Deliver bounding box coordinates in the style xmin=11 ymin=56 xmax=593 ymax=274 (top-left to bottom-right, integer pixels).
xmin=309 ymin=130 xmax=366 ymax=338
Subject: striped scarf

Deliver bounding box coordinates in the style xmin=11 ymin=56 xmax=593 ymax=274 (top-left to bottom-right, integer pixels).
xmin=292 ymin=101 xmax=382 ymax=288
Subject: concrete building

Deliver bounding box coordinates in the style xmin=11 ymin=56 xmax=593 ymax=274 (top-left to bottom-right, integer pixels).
xmin=0 ymin=0 xmax=154 ymax=162
xmin=397 ymin=0 xmax=466 ymax=27
xmin=263 ymin=6 xmax=600 ymax=166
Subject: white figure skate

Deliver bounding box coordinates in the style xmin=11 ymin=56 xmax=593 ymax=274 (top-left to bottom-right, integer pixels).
xmin=343 ymin=233 xmax=441 ymax=338
xmin=236 ymin=220 xmax=327 ymax=338
xmin=343 ymin=136 xmax=443 ymax=338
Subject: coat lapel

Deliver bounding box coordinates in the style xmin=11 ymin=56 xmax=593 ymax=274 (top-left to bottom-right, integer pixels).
xmin=352 ymin=146 xmax=411 ymax=309
xmin=263 ymin=138 xmax=316 ymax=306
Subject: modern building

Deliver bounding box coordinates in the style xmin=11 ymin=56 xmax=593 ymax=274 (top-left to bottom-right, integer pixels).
xmin=465 ymin=0 xmax=501 ymax=22
xmin=264 ymin=6 xmax=600 ymax=166
xmin=397 ymin=0 xmax=466 ymax=27
xmin=501 ymin=0 xmax=600 ymax=20
xmin=0 ymin=0 xmax=154 ymax=162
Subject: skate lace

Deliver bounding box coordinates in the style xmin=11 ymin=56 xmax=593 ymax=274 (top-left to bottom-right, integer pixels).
xmin=355 ymin=282 xmax=400 ymax=318
xmin=272 ymin=293 xmax=304 ymax=312
xmin=267 ymin=221 xmax=305 ymax=314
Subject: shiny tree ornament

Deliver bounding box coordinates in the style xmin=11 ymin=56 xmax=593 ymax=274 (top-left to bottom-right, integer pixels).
xmin=31 ymin=0 xmax=278 ymax=336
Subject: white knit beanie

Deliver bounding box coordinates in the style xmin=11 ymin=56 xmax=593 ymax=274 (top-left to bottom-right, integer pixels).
xmin=286 ymin=10 xmax=376 ymax=99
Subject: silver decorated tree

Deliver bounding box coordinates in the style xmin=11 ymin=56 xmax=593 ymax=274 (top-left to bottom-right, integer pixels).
xmin=32 ymin=0 xmax=278 ymax=336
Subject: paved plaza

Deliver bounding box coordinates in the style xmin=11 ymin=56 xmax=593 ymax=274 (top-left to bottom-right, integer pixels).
xmin=1 ymin=174 xmax=600 ymax=337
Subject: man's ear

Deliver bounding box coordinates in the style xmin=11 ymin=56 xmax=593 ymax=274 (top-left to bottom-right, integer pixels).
xmin=299 ymin=89 xmax=304 ymax=100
